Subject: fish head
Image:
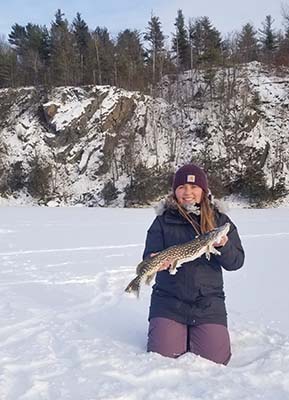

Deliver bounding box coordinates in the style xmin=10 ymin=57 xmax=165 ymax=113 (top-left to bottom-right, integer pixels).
xmin=209 ymin=222 xmax=230 ymax=244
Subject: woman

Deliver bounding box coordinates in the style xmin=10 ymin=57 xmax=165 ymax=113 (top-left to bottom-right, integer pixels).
xmin=144 ymin=164 xmax=245 ymax=364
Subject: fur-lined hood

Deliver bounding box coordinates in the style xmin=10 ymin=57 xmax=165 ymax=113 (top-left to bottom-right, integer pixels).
xmin=154 ymin=193 xmax=228 ymax=216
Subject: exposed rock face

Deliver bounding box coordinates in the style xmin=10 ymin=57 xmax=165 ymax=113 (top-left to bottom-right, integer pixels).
xmin=0 ymin=62 xmax=288 ymax=206
xmin=43 ymin=103 xmax=59 ymax=121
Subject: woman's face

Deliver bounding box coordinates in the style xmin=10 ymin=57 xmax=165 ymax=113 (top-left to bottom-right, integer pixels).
xmin=175 ymin=183 xmax=203 ymax=206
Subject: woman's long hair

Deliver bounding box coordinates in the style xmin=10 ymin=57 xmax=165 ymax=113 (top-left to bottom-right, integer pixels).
xmin=200 ymin=193 xmax=216 ymax=233
xmin=174 ymin=191 xmax=216 ymax=234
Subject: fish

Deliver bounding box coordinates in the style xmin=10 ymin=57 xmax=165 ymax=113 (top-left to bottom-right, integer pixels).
xmin=124 ymin=222 xmax=230 ymax=297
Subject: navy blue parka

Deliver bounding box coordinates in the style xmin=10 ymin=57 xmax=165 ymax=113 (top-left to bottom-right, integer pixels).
xmin=143 ymin=200 xmax=245 ymax=327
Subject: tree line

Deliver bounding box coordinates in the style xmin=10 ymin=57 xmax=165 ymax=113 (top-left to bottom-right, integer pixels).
xmin=1 ymin=8 xmax=289 ymax=91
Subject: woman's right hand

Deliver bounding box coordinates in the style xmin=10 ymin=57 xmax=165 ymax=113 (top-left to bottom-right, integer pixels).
xmin=150 ymin=253 xmax=172 ymax=271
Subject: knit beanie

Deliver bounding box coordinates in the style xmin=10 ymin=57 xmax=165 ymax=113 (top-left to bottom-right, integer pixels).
xmin=172 ymin=164 xmax=208 ymax=193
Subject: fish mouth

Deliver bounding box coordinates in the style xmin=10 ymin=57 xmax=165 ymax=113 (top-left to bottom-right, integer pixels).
xmin=214 ymin=223 xmax=230 ymax=242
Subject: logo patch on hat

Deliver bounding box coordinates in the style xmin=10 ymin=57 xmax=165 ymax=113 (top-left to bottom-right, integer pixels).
xmin=187 ymin=175 xmax=195 ymax=183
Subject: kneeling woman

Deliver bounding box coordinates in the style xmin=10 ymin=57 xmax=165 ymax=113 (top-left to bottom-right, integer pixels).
xmin=144 ymin=164 xmax=245 ymax=365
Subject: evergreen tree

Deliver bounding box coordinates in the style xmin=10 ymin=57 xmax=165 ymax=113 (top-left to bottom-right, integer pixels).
xmin=237 ymin=23 xmax=259 ymax=63
xmin=144 ymin=14 xmax=165 ymax=85
xmin=274 ymin=6 xmax=289 ymax=66
xmin=8 ymin=23 xmax=50 ymax=85
xmin=281 ymin=3 xmax=289 ymax=39
xmin=189 ymin=16 xmax=222 ymax=67
xmin=0 ymin=37 xmax=17 ymax=87
xmin=50 ymin=9 xmax=76 ymax=86
xmin=274 ymin=32 xmax=289 ymax=66
xmin=115 ymin=29 xmax=146 ymax=90
xmin=72 ymin=12 xmax=90 ymax=84
xmin=259 ymin=15 xmax=278 ymax=62
xmin=172 ymin=9 xmax=190 ymax=70
xmin=88 ymin=27 xmax=115 ymax=85
xmin=221 ymin=32 xmax=239 ymax=66
xmin=25 ymin=23 xmax=50 ymax=84
xmin=8 ymin=24 xmax=27 ymax=85
xmin=8 ymin=23 xmax=26 ymax=53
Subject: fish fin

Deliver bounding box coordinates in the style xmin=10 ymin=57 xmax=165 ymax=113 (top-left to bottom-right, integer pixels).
xmin=169 ymin=260 xmax=179 ymax=275
xmin=209 ymin=244 xmax=221 ymax=256
xmin=145 ymin=273 xmax=156 ymax=285
xmin=124 ymin=276 xmax=141 ymax=298
xmin=205 ymin=246 xmax=211 ymax=260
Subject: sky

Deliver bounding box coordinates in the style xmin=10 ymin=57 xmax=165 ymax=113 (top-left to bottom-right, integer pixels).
xmin=0 ymin=0 xmax=285 ymax=42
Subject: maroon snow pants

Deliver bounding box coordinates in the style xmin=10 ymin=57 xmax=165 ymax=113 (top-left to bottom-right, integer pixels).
xmin=147 ymin=317 xmax=231 ymax=365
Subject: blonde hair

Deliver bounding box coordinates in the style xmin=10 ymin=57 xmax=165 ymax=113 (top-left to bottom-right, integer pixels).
xmin=174 ymin=192 xmax=216 ymax=234
xmin=200 ymin=194 xmax=216 ymax=233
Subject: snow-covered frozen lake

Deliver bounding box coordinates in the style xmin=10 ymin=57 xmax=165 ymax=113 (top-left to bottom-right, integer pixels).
xmin=0 ymin=207 xmax=289 ymax=399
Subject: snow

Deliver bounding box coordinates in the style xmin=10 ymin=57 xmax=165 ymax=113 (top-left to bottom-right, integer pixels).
xmin=2 ymin=63 xmax=289 ymax=207
xmin=0 ymin=206 xmax=289 ymax=399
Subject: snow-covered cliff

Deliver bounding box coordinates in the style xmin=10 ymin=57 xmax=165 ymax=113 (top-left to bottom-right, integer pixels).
xmin=0 ymin=62 xmax=288 ymax=206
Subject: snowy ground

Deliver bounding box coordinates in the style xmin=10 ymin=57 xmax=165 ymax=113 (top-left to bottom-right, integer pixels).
xmin=0 ymin=207 xmax=289 ymax=400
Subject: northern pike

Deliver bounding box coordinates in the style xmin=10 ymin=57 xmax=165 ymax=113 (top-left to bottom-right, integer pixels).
xmin=125 ymin=223 xmax=230 ymax=297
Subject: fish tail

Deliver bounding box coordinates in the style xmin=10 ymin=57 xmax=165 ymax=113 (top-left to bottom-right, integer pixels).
xmin=124 ymin=276 xmax=141 ymax=297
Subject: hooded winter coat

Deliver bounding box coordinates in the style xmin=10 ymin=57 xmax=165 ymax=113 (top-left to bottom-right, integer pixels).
xmin=143 ymin=199 xmax=245 ymax=327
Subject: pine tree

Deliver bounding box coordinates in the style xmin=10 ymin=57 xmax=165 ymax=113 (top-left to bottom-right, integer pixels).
xmin=0 ymin=37 xmax=17 ymax=87
xmin=8 ymin=23 xmax=50 ymax=85
xmin=281 ymin=3 xmax=289 ymax=39
xmin=8 ymin=24 xmax=26 ymax=53
xmin=115 ymin=29 xmax=146 ymax=90
xmin=275 ymin=6 xmax=289 ymax=66
xmin=25 ymin=23 xmax=50 ymax=84
xmin=88 ymin=27 xmax=115 ymax=85
xmin=72 ymin=12 xmax=90 ymax=84
xmin=144 ymin=14 xmax=165 ymax=85
xmin=189 ymin=16 xmax=222 ymax=67
xmin=8 ymin=23 xmax=28 ymax=85
xmin=172 ymin=9 xmax=190 ymax=70
xmin=50 ymin=9 xmax=76 ymax=86
xmin=237 ymin=23 xmax=259 ymax=62
xmin=274 ymin=32 xmax=289 ymax=66
xmin=259 ymin=15 xmax=278 ymax=63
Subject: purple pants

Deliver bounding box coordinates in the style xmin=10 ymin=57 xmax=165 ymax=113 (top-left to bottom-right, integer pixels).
xmin=147 ymin=317 xmax=231 ymax=365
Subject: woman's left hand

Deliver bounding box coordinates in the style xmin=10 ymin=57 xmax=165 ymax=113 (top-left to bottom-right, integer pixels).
xmin=214 ymin=235 xmax=228 ymax=247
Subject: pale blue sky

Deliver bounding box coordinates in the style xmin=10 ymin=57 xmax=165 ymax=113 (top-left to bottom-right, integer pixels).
xmin=0 ymin=0 xmax=284 ymax=41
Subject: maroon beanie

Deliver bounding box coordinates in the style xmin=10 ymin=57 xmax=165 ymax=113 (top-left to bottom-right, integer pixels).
xmin=172 ymin=164 xmax=208 ymax=193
